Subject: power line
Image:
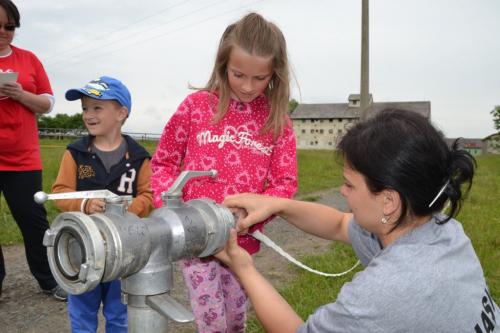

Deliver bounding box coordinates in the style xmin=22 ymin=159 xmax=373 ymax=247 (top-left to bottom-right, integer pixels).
xmin=49 ymin=0 xmax=264 ymax=71
xmin=44 ymin=0 xmax=195 ymax=65
xmin=46 ymin=0 xmax=236 ymax=70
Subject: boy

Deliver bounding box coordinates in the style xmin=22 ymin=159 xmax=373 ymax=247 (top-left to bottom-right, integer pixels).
xmin=51 ymin=76 xmax=153 ymax=332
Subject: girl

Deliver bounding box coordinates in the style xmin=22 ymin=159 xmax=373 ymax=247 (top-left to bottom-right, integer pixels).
xmin=151 ymin=12 xmax=298 ymax=332
xmin=218 ymin=109 xmax=497 ymax=332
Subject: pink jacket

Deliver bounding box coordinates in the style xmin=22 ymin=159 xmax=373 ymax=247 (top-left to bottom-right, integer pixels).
xmin=151 ymin=91 xmax=297 ymax=254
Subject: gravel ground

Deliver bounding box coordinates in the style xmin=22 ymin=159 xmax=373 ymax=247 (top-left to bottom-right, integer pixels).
xmin=0 ymin=188 xmax=347 ymax=332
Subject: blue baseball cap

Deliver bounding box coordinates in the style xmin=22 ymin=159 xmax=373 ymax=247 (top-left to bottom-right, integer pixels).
xmin=65 ymin=76 xmax=132 ymax=114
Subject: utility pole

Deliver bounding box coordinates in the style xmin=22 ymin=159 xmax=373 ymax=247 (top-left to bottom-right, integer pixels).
xmin=360 ymin=0 xmax=371 ymax=120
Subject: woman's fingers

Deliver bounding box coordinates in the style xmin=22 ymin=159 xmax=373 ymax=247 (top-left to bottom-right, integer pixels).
xmin=229 ymin=207 xmax=251 ymax=233
xmin=230 ymin=207 xmax=247 ymax=220
xmin=214 ymin=229 xmax=238 ymax=265
xmin=214 ymin=248 xmax=229 ymax=264
xmin=237 ymin=227 xmax=249 ymax=235
xmin=222 ymin=193 xmax=252 ymax=208
xmin=224 ymin=194 xmax=267 ymax=229
xmin=226 ymin=229 xmax=239 ymax=252
xmin=0 ymin=82 xmax=23 ymax=99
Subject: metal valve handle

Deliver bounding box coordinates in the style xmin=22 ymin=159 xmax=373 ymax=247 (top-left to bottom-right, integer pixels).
xmin=34 ymin=189 xmax=120 ymax=204
xmin=161 ymin=170 xmax=217 ymax=206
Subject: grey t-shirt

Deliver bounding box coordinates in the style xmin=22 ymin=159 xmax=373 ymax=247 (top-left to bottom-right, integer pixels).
xmin=92 ymin=139 xmax=127 ymax=173
xmin=297 ymin=216 xmax=498 ymax=333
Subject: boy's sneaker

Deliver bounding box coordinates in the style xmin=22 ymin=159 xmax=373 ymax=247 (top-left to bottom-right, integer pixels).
xmin=42 ymin=285 xmax=68 ymax=301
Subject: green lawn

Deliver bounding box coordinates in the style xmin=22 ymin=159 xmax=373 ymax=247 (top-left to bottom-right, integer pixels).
xmin=1 ymin=144 xmax=336 ymax=244
xmin=458 ymin=154 xmax=500 ymax=298
xmin=0 ymin=138 xmax=157 ymax=245
xmin=296 ymin=149 xmax=343 ymax=195
xmin=1 ymin=141 xmax=498 ymax=331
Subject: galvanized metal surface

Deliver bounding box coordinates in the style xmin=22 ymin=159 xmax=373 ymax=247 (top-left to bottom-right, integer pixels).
xmin=42 ymin=170 xmax=234 ymax=332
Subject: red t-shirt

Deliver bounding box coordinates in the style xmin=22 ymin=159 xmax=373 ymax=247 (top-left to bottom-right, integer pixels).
xmin=0 ymin=44 xmax=52 ymax=171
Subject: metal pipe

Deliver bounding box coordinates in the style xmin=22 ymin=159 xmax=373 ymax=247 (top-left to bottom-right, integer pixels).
xmin=41 ymin=170 xmax=234 ymax=332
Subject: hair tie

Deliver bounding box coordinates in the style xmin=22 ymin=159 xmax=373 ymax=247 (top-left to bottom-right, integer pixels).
xmin=428 ymin=179 xmax=450 ymax=208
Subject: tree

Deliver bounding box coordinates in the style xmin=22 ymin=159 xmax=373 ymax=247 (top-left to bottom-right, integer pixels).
xmin=491 ymin=105 xmax=500 ymax=131
xmin=288 ymin=99 xmax=299 ymax=114
xmin=38 ymin=113 xmax=84 ymax=129
xmin=488 ymin=105 xmax=500 ymax=152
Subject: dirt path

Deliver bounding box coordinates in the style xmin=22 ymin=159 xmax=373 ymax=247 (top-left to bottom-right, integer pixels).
xmin=0 ymin=189 xmax=347 ymax=332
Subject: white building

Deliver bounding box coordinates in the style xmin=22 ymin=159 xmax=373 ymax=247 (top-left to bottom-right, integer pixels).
xmin=291 ymin=94 xmax=431 ymax=150
xmin=482 ymin=132 xmax=500 ymax=154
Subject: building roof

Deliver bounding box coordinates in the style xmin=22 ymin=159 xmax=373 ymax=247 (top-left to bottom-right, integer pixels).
xmin=445 ymin=138 xmax=484 ymax=148
xmin=348 ymin=93 xmax=372 ymax=101
xmin=482 ymin=132 xmax=500 ymax=141
xmin=291 ymin=103 xmax=360 ymax=119
xmin=291 ymin=100 xmax=431 ymax=119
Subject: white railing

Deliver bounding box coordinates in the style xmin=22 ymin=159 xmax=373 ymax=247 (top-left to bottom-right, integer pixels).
xmin=38 ymin=128 xmax=161 ymax=141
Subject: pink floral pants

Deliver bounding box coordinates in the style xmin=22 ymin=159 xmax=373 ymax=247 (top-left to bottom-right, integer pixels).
xmin=181 ymin=257 xmax=248 ymax=333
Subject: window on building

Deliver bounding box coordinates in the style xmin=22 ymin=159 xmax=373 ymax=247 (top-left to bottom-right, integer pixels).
xmin=301 ymin=120 xmax=305 ymax=123
xmin=310 ymin=129 xmax=314 ymax=134
xmin=338 ymin=129 xmax=342 ymax=135
xmin=310 ymin=141 xmax=314 ymax=145
xmin=320 ymin=129 xmax=324 ymax=134
xmin=329 ymin=129 xmax=333 ymax=134
xmin=315 ymin=141 xmax=318 ymax=145
xmin=329 ymin=119 xmax=333 ymax=123
xmin=338 ymin=119 xmax=342 ymax=122
xmin=301 ymin=129 xmax=305 ymax=134
xmin=320 ymin=120 xmax=324 ymax=123
xmin=328 ymin=142 xmax=332 ymax=145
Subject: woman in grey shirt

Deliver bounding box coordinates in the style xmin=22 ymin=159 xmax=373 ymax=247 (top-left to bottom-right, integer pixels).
xmin=218 ymin=109 xmax=497 ymax=332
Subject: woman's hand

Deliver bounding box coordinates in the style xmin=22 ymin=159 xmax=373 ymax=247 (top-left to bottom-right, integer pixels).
xmin=85 ymin=198 xmax=106 ymax=214
xmin=0 ymin=82 xmax=51 ymax=113
xmin=229 ymin=207 xmax=249 ymax=235
xmin=214 ymin=229 xmax=254 ymax=276
xmin=216 ymin=229 xmax=305 ymax=333
xmin=0 ymin=82 xmax=24 ymax=101
xmin=223 ymin=193 xmax=283 ymax=232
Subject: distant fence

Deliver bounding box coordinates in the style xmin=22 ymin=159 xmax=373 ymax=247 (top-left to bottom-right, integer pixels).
xmin=124 ymin=132 xmax=162 ymax=141
xmin=38 ymin=128 xmax=161 ymax=141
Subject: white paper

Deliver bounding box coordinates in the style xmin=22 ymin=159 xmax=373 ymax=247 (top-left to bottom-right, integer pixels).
xmin=0 ymin=72 xmax=19 ymax=85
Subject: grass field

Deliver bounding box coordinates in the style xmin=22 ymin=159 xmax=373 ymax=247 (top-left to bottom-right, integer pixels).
xmin=0 ymin=141 xmax=339 ymax=244
xmin=0 ymin=139 xmax=157 ymax=245
xmin=1 ymin=139 xmax=498 ymax=331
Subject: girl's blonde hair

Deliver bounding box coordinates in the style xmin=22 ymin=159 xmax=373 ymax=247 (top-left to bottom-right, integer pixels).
xmin=203 ymin=12 xmax=290 ymax=138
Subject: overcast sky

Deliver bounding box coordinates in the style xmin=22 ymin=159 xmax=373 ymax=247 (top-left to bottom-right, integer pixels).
xmin=13 ymin=0 xmax=500 ymax=138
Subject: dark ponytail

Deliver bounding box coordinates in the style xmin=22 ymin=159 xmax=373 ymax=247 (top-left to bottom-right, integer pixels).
xmin=434 ymin=139 xmax=476 ymax=223
xmin=338 ymin=109 xmax=476 ymax=228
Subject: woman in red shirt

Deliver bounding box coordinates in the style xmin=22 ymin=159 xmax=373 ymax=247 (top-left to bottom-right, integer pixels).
xmin=0 ymin=0 xmax=65 ymax=301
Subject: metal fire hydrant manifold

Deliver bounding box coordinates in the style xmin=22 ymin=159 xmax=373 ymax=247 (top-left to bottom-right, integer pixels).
xmin=38 ymin=170 xmax=234 ymax=332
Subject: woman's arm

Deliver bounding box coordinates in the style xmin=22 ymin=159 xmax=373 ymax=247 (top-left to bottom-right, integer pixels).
xmin=0 ymin=82 xmax=52 ymax=114
xmin=215 ymin=230 xmax=304 ymax=333
xmin=223 ymin=194 xmax=352 ymax=243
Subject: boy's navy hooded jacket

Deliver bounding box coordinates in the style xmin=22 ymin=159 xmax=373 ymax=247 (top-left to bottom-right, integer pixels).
xmin=51 ymin=135 xmax=153 ymax=217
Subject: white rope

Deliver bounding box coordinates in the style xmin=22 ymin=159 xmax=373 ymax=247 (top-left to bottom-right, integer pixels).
xmin=251 ymin=230 xmax=360 ymax=277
